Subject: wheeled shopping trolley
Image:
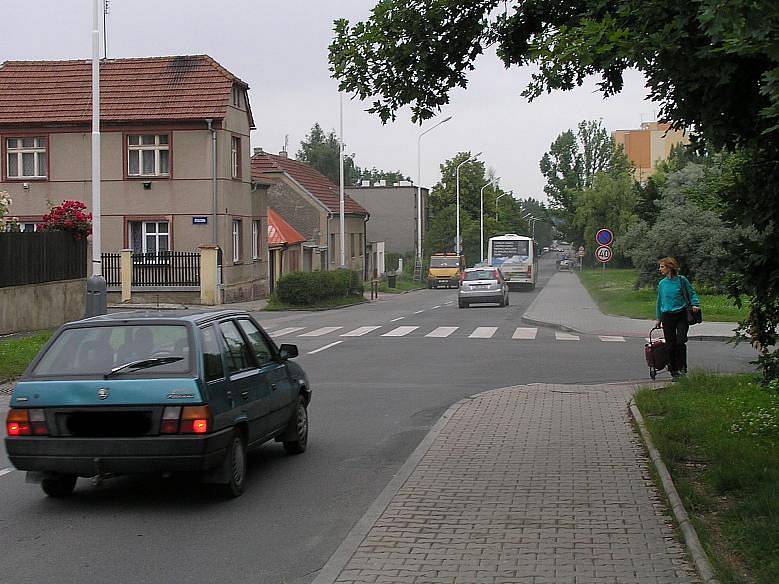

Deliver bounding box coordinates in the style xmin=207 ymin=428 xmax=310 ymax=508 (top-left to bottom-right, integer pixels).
xmin=644 ymin=326 xmax=668 ymax=380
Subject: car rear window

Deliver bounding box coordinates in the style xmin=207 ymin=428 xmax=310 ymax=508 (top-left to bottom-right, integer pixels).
xmin=431 ymin=257 xmax=460 ymax=268
xmin=32 ymin=324 xmax=192 ymax=377
xmin=464 ymin=270 xmax=498 ymax=281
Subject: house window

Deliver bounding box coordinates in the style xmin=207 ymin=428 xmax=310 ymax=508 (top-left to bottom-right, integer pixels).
xmin=129 ymin=221 xmax=169 ymax=254
xmin=232 ymin=219 xmax=242 ymax=262
xmin=252 ymin=219 xmax=260 ymax=260
xmin=232 ymin=86 xmax=241 ymax=107
xmin=358 ymin=233 xmax=364 ymax=256
xmin=330 ymin=233 xmax=336 ymax=263
xmin=127 ymin=134 xmax=169 ymax=177
xmin=350 ymin=233 xmax=356 ymax=258
xmin=20 ymin=222 xmax=38 ymax=232
xmin=6 ymin=137 xmax=47 ymax=178
xmin=231 ymin=136 xmax=241 ymax=179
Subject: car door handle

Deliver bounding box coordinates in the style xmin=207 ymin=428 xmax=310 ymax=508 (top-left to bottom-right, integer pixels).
xmin=241 ymin=390 xmax=250 ymax=400
xmin=271 ymin=383 xmax=278 ymax=391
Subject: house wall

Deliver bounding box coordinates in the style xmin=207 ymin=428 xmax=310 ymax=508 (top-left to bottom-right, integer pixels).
xmin=266 ymin=181 xmax=322 ymax=242
xmin=1 ymin=116 xmax=268 ymax=301
xmin=345 ymin=185 xmax=425 ymax=255
xmin=612 ymin=122 xmax=689 ymax=182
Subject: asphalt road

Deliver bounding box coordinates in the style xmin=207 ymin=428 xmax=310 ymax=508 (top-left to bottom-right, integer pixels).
xmin=0 ymin=258 xmax=758 ymax=584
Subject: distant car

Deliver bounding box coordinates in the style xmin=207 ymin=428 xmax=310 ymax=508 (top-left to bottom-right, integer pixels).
xmin=4 ymin=310 xmax=310 ymax=498
xmin=458 ymin=267 xmax=510 ymax=308
xmin=542 ymin=247 xmax=550 ymax=254
xmin=558 ymin=258 xmax=574 ymax=271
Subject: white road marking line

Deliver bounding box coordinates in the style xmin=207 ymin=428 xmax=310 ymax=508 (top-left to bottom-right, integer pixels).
xmin=512 ymin=327 xmax=538 ymax=340
xmin=431 ymin=305 xmax=442 ymax=309
xmin=444 ymin=301 xmax=454 ymax=305
xmin=413 ymin=310 xmax=425 ymax=314
xmin=390 ymin=317 xmax=405 ymax=322
xmin=341 ymin=326 xmax=382 ymax=337
xmin=555 ymin=332 xmax=580 ymax=341
xmin=382 ymin=326 xmax=419 ymax=337
xmin=272 ymin=327 xmax=305 ymax=337
xmin=599 ymin=335 xmax=626 ymax=342
xmin=0 ymin=468 xmax=13 ymax=478
xmin=300 ymin=326 xmax=343 ymax=337
xmin=426 ymin=326 xmax=458 ymax=338
xmin=469 ymin=327 xmax=498 ymax=339
xmin=307 ymin=341 xmax=343 ymax=354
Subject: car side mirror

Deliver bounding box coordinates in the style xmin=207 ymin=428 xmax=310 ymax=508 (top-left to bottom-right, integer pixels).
xmin=279 ymin=344 xmax=299 ymax=360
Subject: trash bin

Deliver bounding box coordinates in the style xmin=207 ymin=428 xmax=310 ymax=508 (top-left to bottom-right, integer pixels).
xmin=387 ymin=272 xmax=397 ymax=288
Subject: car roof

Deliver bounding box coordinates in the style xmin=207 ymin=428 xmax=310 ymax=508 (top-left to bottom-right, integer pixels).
xmin=69 ymin=309 xmax=251 ymax=327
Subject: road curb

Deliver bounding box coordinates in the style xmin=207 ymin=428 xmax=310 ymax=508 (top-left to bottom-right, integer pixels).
xmin=310 ymin=395 xmax=473 ymax=584
xmin=629 ymin=399 xmax=719 ymax=583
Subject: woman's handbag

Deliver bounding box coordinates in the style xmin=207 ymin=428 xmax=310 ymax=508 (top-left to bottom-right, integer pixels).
xmin=680 ymin=277 xmax=703 ymax=325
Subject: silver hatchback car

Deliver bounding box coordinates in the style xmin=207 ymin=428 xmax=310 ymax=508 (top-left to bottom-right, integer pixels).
xmin=458 ymin=267 xmax=510 ymax=308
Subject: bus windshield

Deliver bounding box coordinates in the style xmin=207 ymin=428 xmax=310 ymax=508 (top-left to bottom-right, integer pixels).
xmin=490 ymin=239 xmax=530 ymax=266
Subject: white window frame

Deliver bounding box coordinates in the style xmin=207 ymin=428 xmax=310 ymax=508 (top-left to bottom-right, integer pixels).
xmin=231 ymin=136 xmax=240 ymax=179
xmin=252 ymin=219 xmax=260 ymax=260
xmin=232 ymin=219 xmax=242 ymax=262
xmin=127 ymin=134 xmax=170 ymax=177
xmin=129 ymin=220 xmax=169 ymax=256
xmin=6 ymin=137 xmax=47 ymax=178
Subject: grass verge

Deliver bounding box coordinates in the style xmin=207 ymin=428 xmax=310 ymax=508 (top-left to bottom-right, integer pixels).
xmin=378 ymin=277 xmax=427 ymax=293
xmin=635 ymin=373 xmax=779 ymax=582
xmin=262 ymin=294 xmax=367 ymax=311
xmin=0 ymin=331 xmax=53 ymax=382
xmin=578 ymin=268 xmax=748 ymax=322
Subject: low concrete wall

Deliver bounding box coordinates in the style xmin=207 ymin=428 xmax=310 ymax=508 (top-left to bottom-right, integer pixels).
xmin=107 ymin=290 xmax=201 ymax=306
xmin=0 ymin=279 xmax=86 ymax=334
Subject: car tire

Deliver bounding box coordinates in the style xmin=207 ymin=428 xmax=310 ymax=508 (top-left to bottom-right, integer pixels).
xmin=505 ymin=294 xmax=510 ymax=306
xmin=216 ymin=431 xmax=247 ymax=498
xmin=283 ymin=395 xmax=309 ymax=455
xmin=41 ymin=474 xmax=77 ymax=498
xmin=458 ymin=300 xmax=466 ymax=309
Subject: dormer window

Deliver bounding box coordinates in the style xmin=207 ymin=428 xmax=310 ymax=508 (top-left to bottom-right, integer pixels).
xmin=127 ymin=134 xmax=170 ymax=177
xmin=232 ymin=86 xmax=242 ymax=107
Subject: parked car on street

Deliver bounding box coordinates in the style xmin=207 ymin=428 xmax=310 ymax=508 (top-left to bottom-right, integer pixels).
xmin=458 ymin=267 xmax=510 ymax=308
xmin=4 ymin=310 xmax=310 ymax=498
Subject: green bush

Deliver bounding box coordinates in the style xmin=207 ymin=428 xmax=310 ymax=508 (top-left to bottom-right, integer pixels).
xmin=276 ymin=269 xmax=363 ymax=305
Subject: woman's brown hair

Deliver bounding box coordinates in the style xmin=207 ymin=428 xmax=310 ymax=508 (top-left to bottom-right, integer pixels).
xmin=659 ymin=257 xmax=679 ymax=276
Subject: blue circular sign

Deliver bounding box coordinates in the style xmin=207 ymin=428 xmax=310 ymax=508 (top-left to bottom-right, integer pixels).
xmin=595 ymin=228 xmax=613 ymax=246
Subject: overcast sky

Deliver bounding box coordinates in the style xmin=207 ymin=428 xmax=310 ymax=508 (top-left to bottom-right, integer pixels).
xmin=2 ymin=0 xmax=655 ymax=203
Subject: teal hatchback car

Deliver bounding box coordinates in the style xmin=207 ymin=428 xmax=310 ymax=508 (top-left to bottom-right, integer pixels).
xmin=4 ymin=310 xmax=310 ymax=498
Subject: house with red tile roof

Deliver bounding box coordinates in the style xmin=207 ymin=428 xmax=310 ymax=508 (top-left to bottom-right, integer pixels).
xmin=251 ymin=149 xmax=370 ymax=278
xmin=0 ymin=55 xmax=268 ymax=302
xmin=267 ymin=208 xmax=305 ymax=293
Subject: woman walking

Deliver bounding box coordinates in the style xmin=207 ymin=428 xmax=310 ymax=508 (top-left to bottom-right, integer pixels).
xmin=655 ymin=257 xmax=701 ymax=381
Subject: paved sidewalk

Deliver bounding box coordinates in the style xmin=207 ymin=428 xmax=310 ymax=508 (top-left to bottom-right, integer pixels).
xmin=314 ymin=383 xmax=698 ymax=584
xmin=523 ymin=271 xmax=737 ymax=340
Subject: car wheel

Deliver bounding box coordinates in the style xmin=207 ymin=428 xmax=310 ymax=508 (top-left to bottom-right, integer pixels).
xmin=283 ymin=395 xmax=309 ymax=455
xmin=216 ymin=431 xmax=246 ymax=498
xmin=505 ymin=294 xmax=510 ymax=306
xmin=41 ymin=474 xmax=77 ymax=498
xmin=458 ymin=300 xmax=466 ymax=308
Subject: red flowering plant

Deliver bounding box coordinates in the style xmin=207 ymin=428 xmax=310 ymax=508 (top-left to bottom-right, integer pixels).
xmin=38 ymin=200 xmax=93 ymax=240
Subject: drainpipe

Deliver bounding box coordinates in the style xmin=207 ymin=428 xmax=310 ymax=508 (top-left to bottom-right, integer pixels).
xmin=363 ymin=213 xmax=369 ymax=280
xmin=326 ymin=213 xmax=332 ymax=268
xmin=206 ymin=119 xmax=217 ymax=244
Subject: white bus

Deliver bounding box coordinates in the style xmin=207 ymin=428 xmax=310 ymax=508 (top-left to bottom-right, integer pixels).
xmin=487 ymin=234 xmax=538 ymax=289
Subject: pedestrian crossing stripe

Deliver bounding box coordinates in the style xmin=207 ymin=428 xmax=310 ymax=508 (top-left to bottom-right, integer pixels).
xmin=269 ymin=326 xmax=628 ymax=342
xmin=555 ymin=332 xmax=580 ymax=341
xmin=381 ymin=326 xmax=419 ymax=337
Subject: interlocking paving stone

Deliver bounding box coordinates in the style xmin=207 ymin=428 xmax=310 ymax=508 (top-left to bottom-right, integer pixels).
xmin=331 ymin=383 xmax=699 ymax=584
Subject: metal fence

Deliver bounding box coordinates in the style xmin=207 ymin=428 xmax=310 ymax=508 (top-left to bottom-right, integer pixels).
xmin=101 ymin=251 xmax=200 ymax=287
xmin=0 ymin=231 xmax=87 ymax=288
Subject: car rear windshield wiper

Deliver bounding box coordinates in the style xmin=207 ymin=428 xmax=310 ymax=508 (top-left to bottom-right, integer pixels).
xmin=106 ymin=357 xmax=183 ymax=378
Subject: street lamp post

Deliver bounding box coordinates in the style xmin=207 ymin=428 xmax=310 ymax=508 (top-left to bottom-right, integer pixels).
xmin=480 ymin=177 xmax=498 ymax=262
xmin=417 ymin=115 xmax=452 ymax=271
xmin=495 ymin=192 xmax=508 ymax=221
xmin=455 ymin=151 xmax=482 ymax=256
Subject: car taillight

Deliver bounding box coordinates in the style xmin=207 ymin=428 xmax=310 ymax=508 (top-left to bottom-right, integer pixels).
xmin=527 ymin=265 xmax=532 ymax=277
xmin=6 ymin=409 xmax=48 ymax=436
xmin=161 ymin=405 xmax=210 ymax=435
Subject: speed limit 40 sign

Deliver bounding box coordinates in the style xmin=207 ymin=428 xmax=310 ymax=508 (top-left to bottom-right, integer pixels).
xmin=595 ymin=245 xmax=613 ymax=263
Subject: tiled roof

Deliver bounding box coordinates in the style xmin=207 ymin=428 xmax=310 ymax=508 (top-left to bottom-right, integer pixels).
xmin=251 ymin=151 xmax=369 ymax=216
xmin=268 ymin=207 xmax=305 ymax=246
xmin=0 ymin=55 xmax=253 ymax=126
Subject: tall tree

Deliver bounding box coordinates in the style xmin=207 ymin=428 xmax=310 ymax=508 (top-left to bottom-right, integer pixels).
xmin=296 ymin=123 xmax=359 ymax=185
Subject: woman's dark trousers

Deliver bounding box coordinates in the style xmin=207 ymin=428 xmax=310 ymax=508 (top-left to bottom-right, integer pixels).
xmin=661 ymin=309 xmax=689 ymax=374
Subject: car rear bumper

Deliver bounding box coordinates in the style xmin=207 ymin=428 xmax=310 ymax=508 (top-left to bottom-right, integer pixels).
xmin=459 ymin=290 xmax=504 ymax=303
xmin=5 ymin=428 xmax=233 ymax=476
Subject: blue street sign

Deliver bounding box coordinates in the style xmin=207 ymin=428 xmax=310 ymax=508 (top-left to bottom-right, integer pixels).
xmin=192 ymin=217 xmax=208 ymax=225
xmin=595 ymin=228 xmax=613 ymax=246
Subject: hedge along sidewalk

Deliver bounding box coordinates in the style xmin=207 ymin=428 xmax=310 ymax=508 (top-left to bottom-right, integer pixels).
xmin=578 ymin=267 xmax=748 ymax=322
